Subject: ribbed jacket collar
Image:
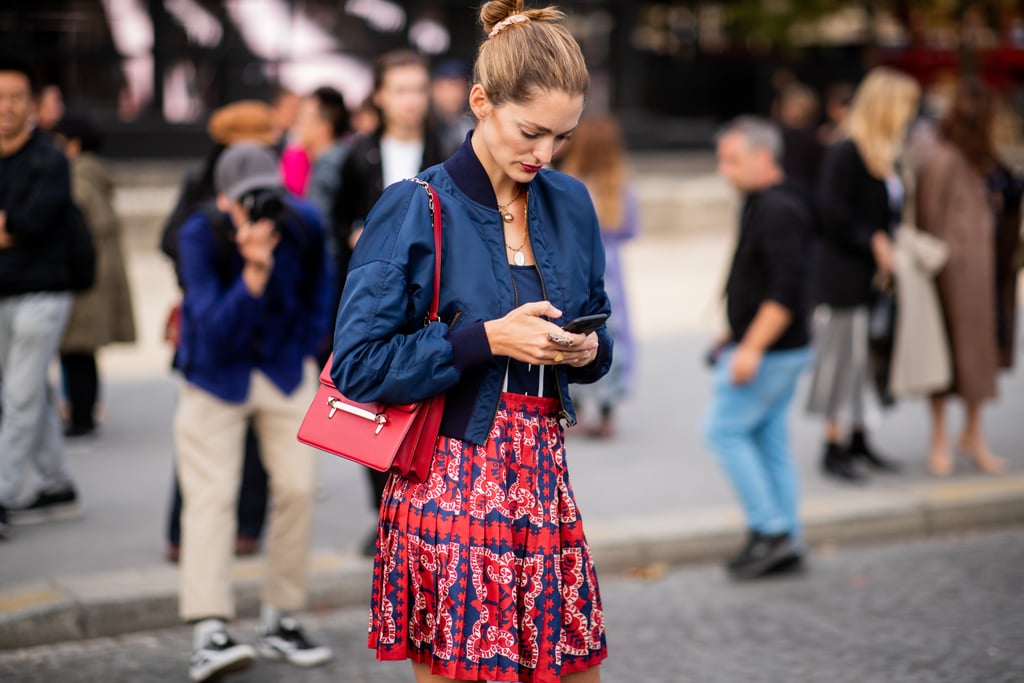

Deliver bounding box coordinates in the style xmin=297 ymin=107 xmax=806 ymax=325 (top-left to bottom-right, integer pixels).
xmin=442 ymin=131 xmax=500 ymax=209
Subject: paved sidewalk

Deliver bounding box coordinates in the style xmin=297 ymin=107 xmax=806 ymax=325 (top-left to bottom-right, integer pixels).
xmin=1 ymin=178 xmax=1023 ymax=650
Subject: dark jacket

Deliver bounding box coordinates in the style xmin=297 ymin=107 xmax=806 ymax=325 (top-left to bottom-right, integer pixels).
xmin=177 ymin=197 xmax=331 ymax=403
xmin=726 ymin=182 xmax=812 ymax=351
xmin=0 ymin=129 xmax=73 ymax=295
xmin=331 ymin=136 xmax=613 ymax=445
xmin=814 ymin=139 xmax=895 ymax=308
xmin=330 ymin=128 xmax=446 ymax=290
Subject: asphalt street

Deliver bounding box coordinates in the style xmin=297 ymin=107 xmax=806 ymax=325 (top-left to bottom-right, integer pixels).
xmin=3 ymin=527 xmax=1022 ymax=683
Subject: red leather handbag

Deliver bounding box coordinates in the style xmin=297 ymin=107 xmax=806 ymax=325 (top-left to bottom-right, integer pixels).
xmin=297 ymin=179 xmax=445 ymax=483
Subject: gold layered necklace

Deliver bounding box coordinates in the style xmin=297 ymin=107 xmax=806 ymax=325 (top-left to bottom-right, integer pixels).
xmin=500 ymin=189 xmax=529 ymax=265
xmin=496 ymin=184 xmax=522 ymax=223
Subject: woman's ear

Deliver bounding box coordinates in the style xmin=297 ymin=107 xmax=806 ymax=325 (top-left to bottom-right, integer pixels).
xmin=468 ymin=84 xmax=492 ymax=121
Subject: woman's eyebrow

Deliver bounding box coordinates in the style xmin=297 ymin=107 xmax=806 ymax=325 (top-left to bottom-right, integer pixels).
xmin=522 ymin=120 xmax=577 ymax=136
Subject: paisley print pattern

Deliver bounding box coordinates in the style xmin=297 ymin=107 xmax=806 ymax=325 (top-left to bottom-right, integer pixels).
xmin=368 ymin=393 xmax=607 ymax=682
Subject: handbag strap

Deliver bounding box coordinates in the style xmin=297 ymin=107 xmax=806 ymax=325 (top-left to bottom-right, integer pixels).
xmin=408 ymin=178 xmax=443 ymax=324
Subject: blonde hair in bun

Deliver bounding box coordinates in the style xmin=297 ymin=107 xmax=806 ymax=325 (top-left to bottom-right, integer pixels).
xmin=475 ymin=0 xmax=588 ymax=107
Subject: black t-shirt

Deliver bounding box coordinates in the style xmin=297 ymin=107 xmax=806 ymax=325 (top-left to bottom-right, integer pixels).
xmin=725 ymin=182 xmax=813 ymax=351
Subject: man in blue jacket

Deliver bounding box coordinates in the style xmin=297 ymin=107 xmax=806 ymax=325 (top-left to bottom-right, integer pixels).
xmin=173 ymin=143 xmax=333 ymax=681
xmin=0 ymin=59 xmax=81 ymax=537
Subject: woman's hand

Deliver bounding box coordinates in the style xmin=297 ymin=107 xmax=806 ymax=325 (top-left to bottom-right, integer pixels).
xmin=484 ymin=301 xmax=599 ymax=366
xmin=561 ymin=332 xmax=600 ymax=367
xmin=871 ymin=231 xmax=893 ymax=275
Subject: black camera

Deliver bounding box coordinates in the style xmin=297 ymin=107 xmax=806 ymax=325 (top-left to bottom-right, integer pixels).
xmin=239 ymin=188 xmax=285 ymax=224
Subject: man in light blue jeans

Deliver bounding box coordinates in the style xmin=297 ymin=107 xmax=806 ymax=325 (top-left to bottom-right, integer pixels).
xmin=703 ymin=117 xmax=814 ymax=579
xmin=0 ymin=59 xmax=82 ymax=538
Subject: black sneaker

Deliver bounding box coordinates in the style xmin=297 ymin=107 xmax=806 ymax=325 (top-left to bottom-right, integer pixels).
xmin=190 ymin=629 xmax=255 ymax=682
xmin=7 ymin=488 xmax=82 ymax=526
xmin=258 ymin=616 xmax=333 ymax=667
xmin=0 ymin=504 xmax=9 ymax=540
xmin=727 ymin=532 xmax=798 ymax=580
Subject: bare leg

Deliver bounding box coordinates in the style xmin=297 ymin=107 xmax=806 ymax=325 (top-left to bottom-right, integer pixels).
xmin=825 ymin=419 xmax=843 ymax=444
xmin=563 ymin=666 xmax=601 ymax=682
xmin=411 ymin=661 xmax=601 ymax=682
xmin=927 ymin=396 xmax=953 ymax=477
xmin=411 ymin=662 xmax=479 ymax=682
xmin=958 ymin=402 xmax=1007 ymax=474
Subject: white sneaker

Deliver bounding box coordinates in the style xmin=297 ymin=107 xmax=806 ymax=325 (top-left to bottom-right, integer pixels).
xmin=258 ymin=616 xmax=333 ymax=667
xmin=190 ymin=629 xmax=256 ymax=682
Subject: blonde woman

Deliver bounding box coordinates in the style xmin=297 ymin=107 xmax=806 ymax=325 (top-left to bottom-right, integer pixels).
xmin=806 ymin=67 xmax=920 ymax=482
xmin=332 ymin=1 xmax=609 ymax=680
xmin=558 ymin=114 xmax=638 ymax=439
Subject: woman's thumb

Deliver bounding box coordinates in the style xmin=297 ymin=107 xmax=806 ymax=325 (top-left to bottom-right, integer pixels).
xmin=520 ymin=300 xmax=562 ymax=319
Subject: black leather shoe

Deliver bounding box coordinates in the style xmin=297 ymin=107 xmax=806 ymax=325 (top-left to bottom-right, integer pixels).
xmin=848 ymin=431 xmax=901 ymax=472
xmin=725 ymin=531 xmax=759 ymax=573
xmin=727 ymin=532 xmax=797 ymax=580
xmin=822 ymin=442 xmax=866 ymax=483
xmin=763 ymin=552 xmax=806 ymax=577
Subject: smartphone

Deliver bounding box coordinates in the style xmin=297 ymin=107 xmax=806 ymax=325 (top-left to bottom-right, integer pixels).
xmin=561 ymin=313 xmax=608 ymax=334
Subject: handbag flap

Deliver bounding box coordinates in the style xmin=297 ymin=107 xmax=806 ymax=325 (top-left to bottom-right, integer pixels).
xmin=317 ymin=356 xmax=418 ymax=412
xmin=297 ymin=383 xmax=421 ymax=471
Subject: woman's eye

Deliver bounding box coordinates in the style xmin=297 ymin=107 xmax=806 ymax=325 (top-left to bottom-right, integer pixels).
xmin=521 ymin=130 xmax=539 ymax=140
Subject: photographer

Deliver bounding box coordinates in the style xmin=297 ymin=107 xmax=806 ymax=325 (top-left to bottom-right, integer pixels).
xmin=173 ymin=143 xmax=333 ymax=681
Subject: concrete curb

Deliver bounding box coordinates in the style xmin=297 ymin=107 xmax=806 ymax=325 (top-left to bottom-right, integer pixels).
xmin=3 ymin=474 xmax=1024 ymax=651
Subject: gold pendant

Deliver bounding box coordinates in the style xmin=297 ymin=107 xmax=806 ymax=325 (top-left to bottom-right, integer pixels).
xmin=513 ymin=250 xmax=525 ymax=266
xmin=502 ymin=211 xmax=514 ymax=223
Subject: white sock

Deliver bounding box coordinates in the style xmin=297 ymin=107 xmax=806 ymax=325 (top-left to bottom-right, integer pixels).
xmin=193 ymin=618 xmax=225 ymax=649
xmin=260 ymin=605 xmax=282 ymax=632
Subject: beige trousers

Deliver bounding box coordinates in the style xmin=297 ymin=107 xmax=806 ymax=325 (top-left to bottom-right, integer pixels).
xmin=175 ymin=363 xmax=318 ymax=621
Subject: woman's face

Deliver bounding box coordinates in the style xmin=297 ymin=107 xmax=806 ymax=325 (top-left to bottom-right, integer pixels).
xmin=471 ymin=85 xmax=584 ymax=185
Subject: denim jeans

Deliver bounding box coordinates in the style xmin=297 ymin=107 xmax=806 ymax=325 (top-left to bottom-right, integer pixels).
xmin=703 ymin=345 xmax=811 ymax=544
xmin=0 ymin=292 xmax=73 ymax=506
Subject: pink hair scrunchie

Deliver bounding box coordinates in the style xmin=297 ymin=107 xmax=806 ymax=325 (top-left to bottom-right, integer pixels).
xmin=488 ymin=13 xmax=530 ymax=38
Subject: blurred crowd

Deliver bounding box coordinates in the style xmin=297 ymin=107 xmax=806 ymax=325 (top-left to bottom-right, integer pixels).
xmin=0 ymin=23 xmax=1022 ymax=683
xmin=703 ymin=66 xmax=1021 ymax=581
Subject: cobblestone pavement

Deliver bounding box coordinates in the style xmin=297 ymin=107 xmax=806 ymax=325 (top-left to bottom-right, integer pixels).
xmin=3 ymin=527 xmax=1022 ymax=683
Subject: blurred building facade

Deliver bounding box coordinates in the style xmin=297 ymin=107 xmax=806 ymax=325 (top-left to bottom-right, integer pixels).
xmin=3 ymin=0 xmax=1022 ymax=157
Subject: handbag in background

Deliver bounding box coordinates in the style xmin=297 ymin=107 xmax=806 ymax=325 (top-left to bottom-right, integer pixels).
xmin=296 ymin=179 xmax=445 ymax=483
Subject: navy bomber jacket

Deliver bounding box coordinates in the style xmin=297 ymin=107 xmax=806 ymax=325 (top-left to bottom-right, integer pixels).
xmin=331 ymin=135 xmax=613 ymax=445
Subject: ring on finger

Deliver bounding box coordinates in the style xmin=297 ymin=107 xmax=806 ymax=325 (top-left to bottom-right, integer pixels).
xmin=553 ymin=351 xmax=565 ymax=363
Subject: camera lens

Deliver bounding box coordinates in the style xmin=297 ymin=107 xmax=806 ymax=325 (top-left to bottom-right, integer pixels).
xmin=241 ymin=189 xmax=284 ymax=223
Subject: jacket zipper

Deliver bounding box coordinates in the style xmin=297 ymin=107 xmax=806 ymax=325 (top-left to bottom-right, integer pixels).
xmin=534 ymin=264 xmax=574 ymax=426
xmin=486 ymin=259 xmax=518 ymax=436
xmin=486 ymin=197 xmax=576 ymax=434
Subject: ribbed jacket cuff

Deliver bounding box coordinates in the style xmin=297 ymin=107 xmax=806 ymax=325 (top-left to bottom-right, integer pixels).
xmin=449 ymin=322 xmax=493 ymax=372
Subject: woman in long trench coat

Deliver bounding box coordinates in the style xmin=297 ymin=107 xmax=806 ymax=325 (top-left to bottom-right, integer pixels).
xmin=916 ymin=81 xmax=1019 ymax=477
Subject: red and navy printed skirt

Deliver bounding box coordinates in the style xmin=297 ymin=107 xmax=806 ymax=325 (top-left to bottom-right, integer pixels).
xmin=368 ymin=392 xmax=608 ymax=682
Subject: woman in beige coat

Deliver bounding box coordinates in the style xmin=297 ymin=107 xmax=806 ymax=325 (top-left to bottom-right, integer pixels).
xmin=916 ymin=81 xmax=1013 ymax=476
xmin=53 ymin=115 xmax=136 ymax=436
